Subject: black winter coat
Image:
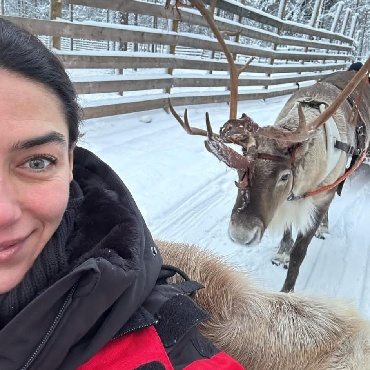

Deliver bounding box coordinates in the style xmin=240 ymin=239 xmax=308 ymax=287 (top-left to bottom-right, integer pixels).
xmin=0 ymin=147 xmax=243 ymax=370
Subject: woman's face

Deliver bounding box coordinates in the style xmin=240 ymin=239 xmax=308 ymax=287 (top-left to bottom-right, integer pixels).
xmin=0 ymin=70 xmax=74 ymax=293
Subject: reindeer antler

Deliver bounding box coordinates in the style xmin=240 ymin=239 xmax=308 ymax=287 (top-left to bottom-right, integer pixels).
xmin=205 ymin=140 xmax=255 ymax=172
xmin=256 ymin=103 xmax=316 ymax=143
xmin=168 ymin=98 xmax=257 ymax=172
xmin=167 ymin=98 xmax=217 ymax=138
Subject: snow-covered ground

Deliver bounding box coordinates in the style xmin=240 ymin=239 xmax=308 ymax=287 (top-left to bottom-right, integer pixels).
xmin=78 ymin=96 xmax=370 ymax=320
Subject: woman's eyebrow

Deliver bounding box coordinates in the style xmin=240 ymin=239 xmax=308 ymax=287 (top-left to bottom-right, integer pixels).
xmin=11 ymin=132 xmax=67 ymax=151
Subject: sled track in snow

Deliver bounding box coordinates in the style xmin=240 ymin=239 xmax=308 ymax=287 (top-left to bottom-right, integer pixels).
xmin=151 ymin=170 xmax=235 ymax=242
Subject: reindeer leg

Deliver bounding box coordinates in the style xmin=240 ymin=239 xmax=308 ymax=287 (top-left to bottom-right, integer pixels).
xmin=315 ymin=209 xmax=329 ymax=239
xmin=271 ymin=225 xmax=294 ymax=268
xmin=281 ymin=229 xmax=315 ymax=293
xmin=281 ymin=197 xmax=334 ymax=292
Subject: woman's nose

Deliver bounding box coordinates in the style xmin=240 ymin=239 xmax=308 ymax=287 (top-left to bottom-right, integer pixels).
xmin=0 ymin=179 xmax=21 ymax=228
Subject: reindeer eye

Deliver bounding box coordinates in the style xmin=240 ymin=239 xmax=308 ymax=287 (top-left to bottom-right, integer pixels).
xmin=280 ymin=174 xmax=290 ymax=182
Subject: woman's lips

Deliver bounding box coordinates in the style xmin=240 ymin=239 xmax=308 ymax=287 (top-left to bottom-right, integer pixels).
xmin=0 ymin=238 xmax=25 ymax=262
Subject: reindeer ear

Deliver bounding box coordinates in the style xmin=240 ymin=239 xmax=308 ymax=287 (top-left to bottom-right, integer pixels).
xmin=274 ymin=141 xmax=310 ymax=165
xmin=257 ymin=102 xmax=315 ymax=144
xmin=276 ymin=102 xmax=311 ymax=155
xmin=275 ymin=140 xmax=291 ymax=153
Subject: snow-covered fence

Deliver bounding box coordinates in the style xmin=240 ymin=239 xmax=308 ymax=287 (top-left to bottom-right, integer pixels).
xmin=0 ymin=0 xmax=355 ymax=119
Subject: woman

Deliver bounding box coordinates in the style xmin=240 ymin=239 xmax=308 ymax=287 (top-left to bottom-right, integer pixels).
xmin=0 ymin=18 xmax=243 ymax=370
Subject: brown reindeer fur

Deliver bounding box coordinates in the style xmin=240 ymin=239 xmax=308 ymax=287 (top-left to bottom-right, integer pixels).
xmin=157 ymin=240 xmax=370 ymax=370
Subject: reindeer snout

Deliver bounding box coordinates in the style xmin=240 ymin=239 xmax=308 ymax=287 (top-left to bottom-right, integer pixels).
xmin=228 ymin=217 xmax=264 ymax=246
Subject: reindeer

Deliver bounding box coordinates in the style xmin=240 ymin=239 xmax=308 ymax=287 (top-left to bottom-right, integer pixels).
xmin=170 ymin=66 xmax=370 ymax=292
xmin=158 ymin=240 xmax=370 ymax=370
xmin=166 ymin=1 xmax=370 ymax=293
xmin=264 ymin=70 xmax=370 ymax=268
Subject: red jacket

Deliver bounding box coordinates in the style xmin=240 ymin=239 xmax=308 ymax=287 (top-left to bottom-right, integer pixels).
xmin=78 ymin=325 xmax=244 ymax=370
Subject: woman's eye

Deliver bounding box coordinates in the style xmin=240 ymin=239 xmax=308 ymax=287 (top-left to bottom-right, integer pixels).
xmin=23 ymin=156 xmax=56 ymax=171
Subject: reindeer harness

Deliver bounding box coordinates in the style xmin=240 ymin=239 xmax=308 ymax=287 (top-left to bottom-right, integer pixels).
xmin=285 ymin=99 xmax=368 ymax=201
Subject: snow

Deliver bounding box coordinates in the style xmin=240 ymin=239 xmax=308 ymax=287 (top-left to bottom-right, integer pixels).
xmin=78 ymin=95 xmax=370 ymax=320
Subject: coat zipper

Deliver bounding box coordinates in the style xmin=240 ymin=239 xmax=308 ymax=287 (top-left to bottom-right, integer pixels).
xmin=110 ymin=318 xmax=158 ymax=342
xmin=21 ymin=283 xmax=78 ymax=370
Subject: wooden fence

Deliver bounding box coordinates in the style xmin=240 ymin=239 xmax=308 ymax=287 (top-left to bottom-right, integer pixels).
xmin=0 ymin=0 xmax=356 ymax=119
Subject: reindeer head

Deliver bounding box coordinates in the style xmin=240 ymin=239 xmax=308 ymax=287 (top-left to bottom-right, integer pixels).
xmin=168 ymin=99 xmax=314 ymax=244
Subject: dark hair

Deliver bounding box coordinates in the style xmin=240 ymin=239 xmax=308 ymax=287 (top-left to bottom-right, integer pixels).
xmin=0 ymin=18 xmax=81 ymax=146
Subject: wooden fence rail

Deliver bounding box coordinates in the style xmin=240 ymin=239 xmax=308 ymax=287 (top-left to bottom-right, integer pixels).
xmin=0 ymin=0 xmax=355 ymax=119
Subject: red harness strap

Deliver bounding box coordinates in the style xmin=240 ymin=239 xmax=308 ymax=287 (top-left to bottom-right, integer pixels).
xmin=304 ymin=149 xmax=367 ymax=198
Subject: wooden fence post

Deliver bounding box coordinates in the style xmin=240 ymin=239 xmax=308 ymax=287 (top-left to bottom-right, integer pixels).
xmin=209 ymin=0 xmax=219 ymax=74
xmin=300 ymin=0 xmax=323 ymax=69
xmin=348 ymin=13 xmax=358 ymax=39
xmin=69 ymin=3 xmax=74 ymax=51
xmin=330 ymin=1 xmax=344 ymax=33
xmin=117 ymin=11 xmax=129 ymax=96
xmin=265 ymin=0 xmax=288 ymax=89
xmin=152 ymin=13 xmax=158 ymax=53
xmin=50 ymin=0 xmax=62 ymax=49
xmin=119 ymin=12 xmax=129 ymax=52
xmin=309 ymin=0 xmax=323 ymax=28
xmin=134 ymin=12 xmax=138 ymax=52
xmin=277 ymin=0 xmax=288 ymax=20
xmin=164 ymin=17 xmax=179 ymax=112
xmin=328 ymin=2 xmax=344 ymax=67
xmin=338 ymin=7 xmax=351 ymax=65
xmin=347 ymin=13 xmax=358 ymax=64
xmin=232 ymin=0 xmax=245 ymax=62
xmin=357 ymin=10 xmax=368 ymax=60
xmin=340 ymin=8 xmax=351 ymax=36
